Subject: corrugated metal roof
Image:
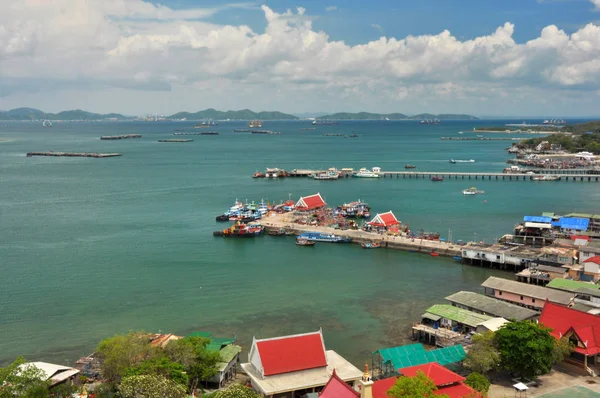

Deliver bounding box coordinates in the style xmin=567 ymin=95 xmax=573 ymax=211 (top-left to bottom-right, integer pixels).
xmin=425 ymin=304 xmax=493 ymax=328
xmin=445 ymin=291 xmax=539 ymax=321
xmin=523 ymin=216 xmax=553 ymax=223
xmin=524 ymin=222 xmax=552 ymax=229
xmin=553 ymin=217 xmax=590 ymax=231
xmin=481 ymin=276 xmax=573 ymax=305
xmin=374 ymin=344 xmax=465 ymax=369
xmin=546 ymin=279 xmax=600 ymax=293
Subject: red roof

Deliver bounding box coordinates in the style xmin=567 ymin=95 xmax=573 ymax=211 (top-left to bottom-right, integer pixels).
xmin=255 ymin=331 xmax=327 ymax=376
xmin=369 ymin=211 xmax=400 ymax=227
xmin=399 ymin=363 xmax=465 ymax=387
xmin=571 ymin=235 xmax=591 ymax=241
xmin=319 ymin=369 xmax=359 ymax=398
xmin=540 ymin=301 xmax=600 ymax=356
xmin=372 ymin=376 xmax=398 ymax=398
xmin=295 ymin=193 xmax=326 ymax=211
xmin=584 ymin=256 xmax=600 ymax=265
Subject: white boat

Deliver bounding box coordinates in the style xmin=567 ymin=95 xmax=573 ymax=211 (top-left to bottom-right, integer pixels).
xmin=449 ymin=159 xmax=475 ymax=163
xmin=249 ymin=120 xmax=262 ymax=128
xmin=532 ymin=175 xmax=561 ymax=181
xmin=353 ymin=167 xmax=381 ymax=178
xmin=265 ymin=168 xmax=281 ymax=178
xmin=42 ymin=119 xmax=53 ymax=127
xmin=462 ymin=187 xmax=485 ymax=195
xmin=313 ymin=171 xmax=340 ymax=180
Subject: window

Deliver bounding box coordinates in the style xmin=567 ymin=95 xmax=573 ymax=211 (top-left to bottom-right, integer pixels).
xmin=532 ymin=298 xmax=536 ymax=303
xmin=498 ymin=291 xmax=502 ymax=296
xmin=520 ymin=295 xmax=524 ymax=300
xmin=497 ymin=255 xmax=501 ymax=260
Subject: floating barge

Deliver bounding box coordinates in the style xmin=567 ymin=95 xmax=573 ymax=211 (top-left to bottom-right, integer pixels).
xmin=173 ymin=132 xmax=218 ymax=136
xmin=100 ymin=134 xmax=142 ymax=140
xmin=157 ymin=139 xmax=193 ymax=143
xmin=27 ymin=151 xmax=121 ymax=158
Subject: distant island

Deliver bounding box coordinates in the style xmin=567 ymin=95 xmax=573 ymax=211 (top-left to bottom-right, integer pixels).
xmin=0 ymin=108 xmax=128 ymax=121
xmin=315 ymin=112 xmax=478 ymax=120
xmin=167 ymin=108 xmax=298 ymax=120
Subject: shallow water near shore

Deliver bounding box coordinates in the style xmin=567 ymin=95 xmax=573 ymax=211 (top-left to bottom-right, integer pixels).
xmin=0 ymin=119 xmax=597 ymax=366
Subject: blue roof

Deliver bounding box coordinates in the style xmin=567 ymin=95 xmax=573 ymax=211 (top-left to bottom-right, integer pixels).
xmin=524 ymin=216 xmax=552 ymax=223
xmin=553 ymin=217 xmax=589 ymax=231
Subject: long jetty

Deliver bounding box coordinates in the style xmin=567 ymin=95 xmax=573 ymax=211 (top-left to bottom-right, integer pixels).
xmin=157 ymin=139 xmax=193 ymax=142
xmin=100 ymin=134 xmax=142 ymax=140
xmin=261 ymin=213 xmax=461 ymax=257
xmin=27 ymin=152 xmax=121 ymax=158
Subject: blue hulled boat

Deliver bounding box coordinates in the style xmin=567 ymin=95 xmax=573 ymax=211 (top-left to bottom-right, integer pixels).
xmin=298 ymin=232 xmax=352 ymax=243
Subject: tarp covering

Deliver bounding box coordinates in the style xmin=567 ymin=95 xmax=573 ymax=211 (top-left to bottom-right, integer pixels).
xmin=523 ymin=216 xmax=553 ymax=223
xmin=374 ymin=344 xmax=466 ymax=369
xmin=552 ymin=217 xmax=590 ymax=231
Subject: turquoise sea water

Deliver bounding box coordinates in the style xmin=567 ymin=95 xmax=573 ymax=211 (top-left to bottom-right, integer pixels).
xmin=0 ymin=120 xmax=598 ymax=366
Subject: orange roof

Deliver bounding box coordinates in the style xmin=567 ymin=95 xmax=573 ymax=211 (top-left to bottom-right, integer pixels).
xmin=295 ymin=193 xmax=326 ymax=211
xmin=255 ymin=331 xmax=327 ymax=376
xmin=540 ymin=301 xmax=600 ymax=356
xmin=368 ymin=211 xmax=400 ymax=227
xmin=319 ymin=369 xmax=359 ymax=398
xmin=399 ymin=362 xmax=464 ymax=387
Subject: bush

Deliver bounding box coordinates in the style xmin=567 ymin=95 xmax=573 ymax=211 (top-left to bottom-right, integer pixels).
xmin=465 ymin=372 xmax=490 ymax=395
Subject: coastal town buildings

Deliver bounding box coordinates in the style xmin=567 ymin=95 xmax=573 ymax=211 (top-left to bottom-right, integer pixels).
xmin=445 ymin=291 xmax=539 ymax=321
xmin=240 ymin=330 xmax=362 ymax=397
xmin=421 ymin=304 xmax=495 ymax=333
xmin=366 ymin=211 xmax=400 ymax=233
xmin=18 ymin=362 xmax=80 ymax=388
xmin=294 ymin=193 xmax=326 ymax=212
xmin=187 ymin=332 xmax=241 ymax=386
xmin=481 ymin=276 xmax=573 ymax=309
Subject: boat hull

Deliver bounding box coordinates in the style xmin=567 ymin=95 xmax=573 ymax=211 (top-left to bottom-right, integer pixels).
xmin=213 ymin=231 xmax=262 ymax=237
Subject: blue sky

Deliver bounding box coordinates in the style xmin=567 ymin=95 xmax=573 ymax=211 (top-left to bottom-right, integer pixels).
xmin=1 ymin=0 xmax=599 ymax=116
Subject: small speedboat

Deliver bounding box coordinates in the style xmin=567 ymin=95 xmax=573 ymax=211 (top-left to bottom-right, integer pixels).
xmin=430 ymin=252 xmax=439 ymax=257
xmin=431 ymin=176 xmax=444 ymax=182
xmin=462 ymin=187 xmax=485 ymax=195
xmin=405 ymin=164 xmax=416 ymax=169
xmin=362 ymin=242 xmax=381 ymax=249
xmin=296 ymin=238 xmax=315 ymax=246
xmin=453 ymin=256 xmax=463 ymax=261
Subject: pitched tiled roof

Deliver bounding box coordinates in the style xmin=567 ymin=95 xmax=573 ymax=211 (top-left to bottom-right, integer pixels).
xmin=399 ymin=362 xmax=464 ymax=387
xmin=319 ymin=369 xmax=359 ymax=398
xmin=295 ymin=193 xmax=326 ymax=211
xmin=369 ymin=211 xmax=400 ymax=227
xmin=255 ymin=331 xmax=327 ymax=376
xmin=540 ymin=301 xmax=600 ymax=356
xmin=584 ymin=256 xmax=600 ymax=265
xmin=372 ymin=376 xmax=398 ymax=398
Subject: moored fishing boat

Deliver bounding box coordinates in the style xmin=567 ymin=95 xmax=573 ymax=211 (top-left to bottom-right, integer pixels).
xmin=312 ymin=171 xmax=340 ymax=180
xmin=532 ymin=175 xmax=561 ymax=181
xmin=296 ymin=238 xmax=316 ymax=246
xmin=213 ymin=222 xmax=264 ymax=237
xmin=353 ymin=167 xmax=382 ymax=178
xmin=249 ymin=120 xmax=262 ymax=128
xmin=462 ymin=187 xmax=485 ymax=195
xmin=298 ymin=232 xmax=352 ymax=243
xmin=405 ymin=164 xmax=416 ymax=169
xmin=431 ymin=176 xmax=444 ymax=182
xmin=269 ymin=228 xmax=288 ymax=236
xmin=450 ymin=159 xmax=475 ymax=163
xmin=361 ymin=242 xmax=381 ymax=249
xmin=253 ymin=171 xmax=265 ymax=178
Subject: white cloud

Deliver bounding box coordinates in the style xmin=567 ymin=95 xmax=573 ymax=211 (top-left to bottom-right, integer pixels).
xmin=1 ymin=1 xmax=600 ymax=115
xmin=325 ymin=6 xmax=337 ymax=12
xmin=591 ymin=0 xmax=600 ymax=10
xmin=371 ymin=24 xmax=384 ymax=33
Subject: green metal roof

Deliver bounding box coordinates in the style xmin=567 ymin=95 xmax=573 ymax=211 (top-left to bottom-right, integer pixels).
xmin=217 ymin=345 xmax=242 ymax=371
xmin=374 ymin=344 xmax=466 ymax=369
xmin=186 ymin=332 xmax=236 ymax=352
xmin=542 ymin=212 xmax=556 ymax=217
xmin=425 ymin=304 xmax=493 ymax=328
xmin=564 ymin=213 xmax=600 ymax=219
xmin=546 ymin=279 xmax=600 ymax=293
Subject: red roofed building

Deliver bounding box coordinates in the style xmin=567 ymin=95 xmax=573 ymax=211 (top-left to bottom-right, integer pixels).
xmin=241 ymin=329 xmax=362 ymax=397
xmin=585 ymin=256 xmax=600 ymax=266
xmin=319 ymin=369 xmax=359 ymax=398
xmin=366 ymin=362 xmax=479 ymax=398
xmin=295 ymin=193 xmax=326 ymax=211
xmin=540 ymin=300 xmax=600 ymax=368
xmin=368 ymin=211 xmax=400 ymax=228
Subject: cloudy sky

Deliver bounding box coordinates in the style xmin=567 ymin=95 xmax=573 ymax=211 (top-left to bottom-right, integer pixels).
xmin=1 ymin=0 xmax=600 ymax=116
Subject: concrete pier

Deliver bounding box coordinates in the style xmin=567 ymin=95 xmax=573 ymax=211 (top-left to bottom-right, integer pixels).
xmin=157 ymin=139 xmax=193 ymax=142
xmin=27 ymin=152 xmax=122 ymax=158
xmin=260 ymin=212 xmax=462 ymax=258
xmin=440 ymin=137 xmax=525 ymax=141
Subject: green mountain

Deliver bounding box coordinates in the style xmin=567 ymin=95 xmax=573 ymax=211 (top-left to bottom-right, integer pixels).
xmin=0 ymin=108 xmax=128 ymax=121
xmin=316 ymin=112 xmax=407 ymax=120
xmin=316 ymin=112 xmax=478 ymax=120
xmin=167 ymin=108 xmax=298 ymax=120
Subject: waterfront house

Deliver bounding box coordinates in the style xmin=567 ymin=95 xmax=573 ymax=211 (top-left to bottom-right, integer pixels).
xmin=515 ymin=264 xmax=568 ymax=286
xmin=565 ymin=213 xmax=600 ymax=233
xmin=445 ymin=291 xmax=538 ymax=321
xmin=481 ymin=276 xmax=573 ymax=309
xmin=240 ymin=329 xmax=362 ymax=397
xmin=367 ymin=211 xmax=400 ymax=229
xmin=461 ymin=243 xmax=542 ymax=270
xmin=421 ymin=304 xmax=495 ymax=333
xmin=187 ymin=331 xmax=241 ymax=387
xmin=540 ymin=301 xmax=600 ymax=373
xmin=295 ymin=193 xmax=326 ymax=212
xmin=546 ymin=279 xmax=600 ymax=295
xmin=18 ymin=362 xmax=79 ymax=388
xmin=582 ymin=256 xmax=600 ymax=282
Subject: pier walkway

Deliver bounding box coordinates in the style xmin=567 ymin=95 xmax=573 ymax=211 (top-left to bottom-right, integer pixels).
xmin=261 ymin=212 xmax=462 ymax=258
xmin=27 ymin=152 xmax=121 ymax=158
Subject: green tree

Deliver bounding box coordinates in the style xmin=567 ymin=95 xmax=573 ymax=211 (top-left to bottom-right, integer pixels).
xmin=165 ymin=337 xmax=220 ymax=389
xmin=119 ymin=375 xmax=187 ymax=398
xmin=552 ymin=336 xmax=574 ymax=364
xmin=0 ymin=357 xmax=50 ymax=398
xmin=495 ymin=321 xmax=556 ymax=379
xmin=212 ymin=384 xmax=262 ymax=398
xmin=464 ymin=331 xmax=501 ymax=374
xmin=96 ymin=332 xmax=159 ymax=384
xmin=386 ymin=371 xmax=449 ymax=398
xmin=465 ymin=372 xmax=490 ymax=395
xmin=123 ymin=356 xmax=188 ymax=386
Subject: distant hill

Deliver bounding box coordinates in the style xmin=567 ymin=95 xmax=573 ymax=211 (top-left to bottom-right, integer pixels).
xmin=316 ymin=112 xmax=478 ymax=120
xmin=0 ymin=108 xmax=128 ymax=121
xmin=167 ymin=108 xmax=298 ymax=120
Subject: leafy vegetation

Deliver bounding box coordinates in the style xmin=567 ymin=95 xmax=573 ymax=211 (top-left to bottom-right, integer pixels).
xmin=495 ymin=321 xmax=562 ymax=379
xmin=167 ymin=108 xmax=298 ymax=120
xmin=0 ymin=108 xmax=127 ymax=120
xmin=0 ymin=357 xmax=78 ymax=397
xmin=515 ymin=121 xmax=600 ymax=154
xmin=464 ymin=331 xmax=501 ymax=374
xmin=119 ymin=375 xmax=187 ymax=398
xmin=386 ymin=371 xmax=449 ymax=398
xmin=465 ymin=372 xmax=490 ymax=395
xmin=315 ymin=112 xmax=478 ymax=120
xmin=208 ymin=384 xmax=262 ymax=398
